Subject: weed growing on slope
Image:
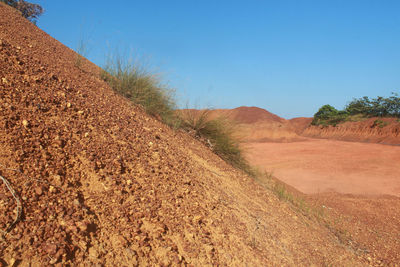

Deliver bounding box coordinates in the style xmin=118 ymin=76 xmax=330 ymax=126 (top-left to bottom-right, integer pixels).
xmin=178 ymin=109 xmax=252 ymax=173
xmin=101 ymin=55 xmax=251 ymax=174
xmin=101 ymin=54 xmax=176 ymax=124
xmin=74 ymin=39 xmax=87 ymax=69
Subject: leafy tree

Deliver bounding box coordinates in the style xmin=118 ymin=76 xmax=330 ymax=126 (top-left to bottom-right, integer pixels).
xmin=312 ymin=104 xmax=336 ymax=124
xmin=1 ymin=0 xmax=43 ymax=23
xmin=345 ymin=93 xmax=400 ymax=117
xmin=345 ymin=96 xmax=371 ymax=115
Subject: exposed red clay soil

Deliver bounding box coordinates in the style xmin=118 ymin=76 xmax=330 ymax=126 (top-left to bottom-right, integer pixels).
xmin=288 ymin=117 xmax=313 ymax=134
xmin=244 ymin=138 xmax=400 ymax=265
xmin=244 ymin=139 xmax=400 ymax=196
xmin=228 ymin=108 xmax=400 ymax=265
xmin=0 ymin=3 xmax=369 ymax=266
xmin=308 ymin=193 xmax=400 ymax=266
xmin=303 ymin=117 xmax=400 ymax=145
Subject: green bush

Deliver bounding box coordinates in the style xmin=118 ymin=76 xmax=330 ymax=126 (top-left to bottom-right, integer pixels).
xmin=101 ymin=54 xmax=176 ymax=125
xmin=372 ymin=119 xmax=389 ymax=128
xmin=311 ymin=105 xmax=348 ymax=126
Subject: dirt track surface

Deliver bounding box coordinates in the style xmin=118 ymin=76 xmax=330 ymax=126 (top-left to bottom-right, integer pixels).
xmin=245 ymin=138 xmax=400 ymax=265
xmin=245 ymin=138 xmax=400 ymax=196
xmin=0 ymin=3 xmax=370 ymax=266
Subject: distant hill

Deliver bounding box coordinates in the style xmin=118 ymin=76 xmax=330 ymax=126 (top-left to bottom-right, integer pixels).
xmin=179 ymin=107 xmax=310 ymax=143
xmin=213 ymin=106 xmax=287 ymax=124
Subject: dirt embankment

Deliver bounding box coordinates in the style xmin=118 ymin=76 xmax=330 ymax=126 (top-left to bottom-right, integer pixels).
xmin=0 ymin=3 xmax=367 ymax=266
xmin=183 ymin=107 xmax=307 ymax=143
xmin=302 ymin=117 xmax=400 ymax=145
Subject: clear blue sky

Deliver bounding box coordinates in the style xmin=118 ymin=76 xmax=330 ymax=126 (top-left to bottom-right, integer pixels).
xmin=35 ymin=0 xmax=400 ymax=118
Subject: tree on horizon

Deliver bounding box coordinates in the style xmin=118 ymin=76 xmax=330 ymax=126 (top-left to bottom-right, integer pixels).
xmin=1 ymin=0 xmax=43 ymax=23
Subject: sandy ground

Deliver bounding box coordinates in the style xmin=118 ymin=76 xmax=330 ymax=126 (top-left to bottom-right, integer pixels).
xmin=244 ymin=138 xmax=400 ymax=197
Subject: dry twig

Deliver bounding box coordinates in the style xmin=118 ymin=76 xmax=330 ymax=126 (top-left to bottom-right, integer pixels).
xmin=0 ymin=175 xmax=22 ymax=233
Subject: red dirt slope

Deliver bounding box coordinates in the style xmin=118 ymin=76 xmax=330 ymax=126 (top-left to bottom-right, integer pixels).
xmin=0 ymin=3 xmax=368 ymax=266
xmin=303 ymin=117 xmax=400 ymax=145
xmin=288 ymin=117 xmax=313 ymax=134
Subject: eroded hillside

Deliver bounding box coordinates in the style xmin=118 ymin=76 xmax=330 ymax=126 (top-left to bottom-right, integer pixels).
xmin=0 ymin=3 xmax=369 ymax=266
xmin=303 ymin=117 xmax=400 ymax=145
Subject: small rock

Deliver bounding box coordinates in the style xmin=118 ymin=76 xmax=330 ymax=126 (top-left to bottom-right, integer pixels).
xmin=77 ymin=110 xmax=84 ymax=115
xmin=79 ymin=240 xmax=87 ymax=251
xmin=53 ymin=175 xmax=63 ymax=186
xmin=88 ymin=247 xmax=98 ymax=258
xmin=1 ymin=77 xmax=7 ymax=84
xmin=76 ymin=221 xmax=88 ymax=232
xmin=84 ymin=132 xmax=89 ymax=137
xmin=126 ymin=179 xmax=132 ymax=185
xmin=193 ymin=215 xmax=203 ymax=224
xmin=35 ymin=186 xmax=43 ymax=196
xmin=22 ymin=119 xmax=29 ymax=127
xmin=49 ymin=257 xmax=58 ymax=265
xmin=66 ymin=102 xmax=71 ymax=108
xmin=73 ymin=199 xmax=80 ymax=206
xmin=49 ymin=185 xmax=56 ymax=193
xmin=44 ymin=243 xmax=57 ymax=254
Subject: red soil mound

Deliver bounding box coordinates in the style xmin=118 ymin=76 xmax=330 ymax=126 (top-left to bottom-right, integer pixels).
xmin=288 ymin=117 xmax=313 ymax=134
xmin=180 ymin=107 xmax=306 ymax=142
xmin=217 ymin=106 xmax=286 ymax=124
xmin=0 ymin=3 xmax=366 ymax=266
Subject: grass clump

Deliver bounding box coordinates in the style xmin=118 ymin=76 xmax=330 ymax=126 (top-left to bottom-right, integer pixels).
xmin=101 ymin=54 xmax=176 ymax=124
xmin=178 ymin=109 xmax=252 ymax=173
xmin=101 ymin=55 xmax=251 ymax=173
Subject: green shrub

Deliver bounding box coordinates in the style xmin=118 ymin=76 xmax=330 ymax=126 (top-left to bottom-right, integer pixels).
xmin=372 ymin=119 xmax=389 ymax=128
xmin=101 ymin=54 xmax=176 ymax=124
xmin=311 ymin=105 xmax=348 ymax=126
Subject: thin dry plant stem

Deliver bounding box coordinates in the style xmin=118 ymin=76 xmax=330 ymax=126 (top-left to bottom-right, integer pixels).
xmin=0 ymin=175 xmax=22 ymax=233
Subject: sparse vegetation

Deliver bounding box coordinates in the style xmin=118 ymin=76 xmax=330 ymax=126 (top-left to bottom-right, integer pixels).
xmin=1 ymin=0 xmax=43 ymax=23
xmin=372 ymin=119 xmax=389 ymax=128
xmin=101 ymin=55 xmax=252 ymax=174
xmin=178 ymin=109 xmax=252 ymax=173
xmin=101 ymin=54 xmax=176 ymax=124
xmin=74 ymin=38 xmax=88 ymax=69
xmin=312 ymin=93 xmax=400 ymax=126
